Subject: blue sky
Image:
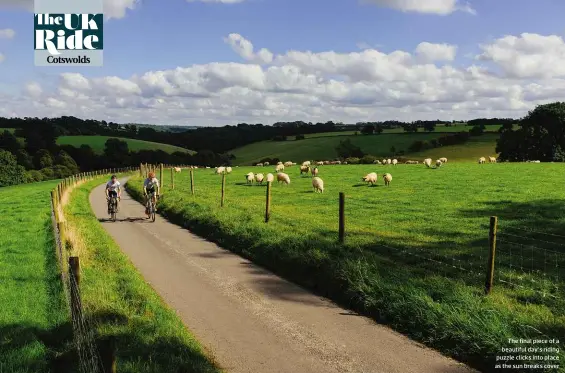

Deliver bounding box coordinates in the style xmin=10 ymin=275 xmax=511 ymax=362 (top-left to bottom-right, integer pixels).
xmin=0 ymin=0 xmax=564 ymax=125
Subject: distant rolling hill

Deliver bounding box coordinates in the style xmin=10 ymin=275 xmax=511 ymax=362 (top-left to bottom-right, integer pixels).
xmin=56 ymin=135 xmax=195 ymax=155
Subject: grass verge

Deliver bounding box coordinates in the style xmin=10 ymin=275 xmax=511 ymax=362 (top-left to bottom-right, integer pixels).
xmin=57 ymin=135 xmax=195 ymax=155
xmin=0 ymin=180 xmax=69 ymax=373
xmin=127 ymin=165 xmax=565 ymax=373
xmin=62 ymin=177 xmax=222 ymax=373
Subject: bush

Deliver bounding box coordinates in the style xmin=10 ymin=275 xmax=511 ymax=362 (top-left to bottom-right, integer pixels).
xmin=345 ymin=157 xmax=360 ymax=164
xmin=0 ymin=150 xmax=26 ymax=187
xmin=25 ymin=170 xmax=44 ymax=183
xmin=359 ymin=155 xmax=378 ymax=164
xmin=259 ymin=157 xmax=280 ymax=165
xmin=295 ymin=134 xmax=305 ymax=140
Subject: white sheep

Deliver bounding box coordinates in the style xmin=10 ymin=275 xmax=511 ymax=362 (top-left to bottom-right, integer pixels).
xmin=316 ymin=161 xmax=324 ymax=166
xmin=478 ymin=157 xmax=486 ymax=164
xmin=246 ymin=172 xmax=255 ymax=184
xmin=383 ymin=173 xmax=392 ymax=186
xmin=312 ymin=177 xmax=324 ymax=193
xmin=284 ymin=161 xmax=293 ymax=167
xmin=392 ymin=159 xmax=398 ymax=166
xmin=439 ymin=157 xmax=448 ymax=163
xmin=382 ymin=159 xmax=386 ymax=165
xmin=300 ymin=165 xmax=310 ymax=175
xmin=277 ymin=172 xmax=290 ymax=185
xmin=277 ymin=161 xmax=283 ymax=165
xmin=255 ymin=173 xmax=264 ymax=184
xmin=275 ymin=164 xmax=285 ymax=172
xmin=488 ymin=156 xmax=497 ymax=163
xmin=266 ymin=173 xmax=274 ymax=182
xmin=311 ymin=167 xmax=319 ymax=177
xmin=362 ymin=172 xmax=377 ymax=185
xmin=215 ymin=166 xmax=226 ymax=174
xmin=226 ymin=167 xmax=232 ymax=174
xmin=436 ymin=160 xmax=443 ymax=168
xmin=374 ymin=160 xmax=382 ymax=165
xmin=174 ymin=167 xmax=181 ymax=172
xmin=264 ymin=162 xmax=270 ymax=166
xmin=335 ymin=160 xmax=341 ymax=165
xmin=424 ymin=158 xmax=432 ymax=168
xmin=302 ymin=161 xmax=311 ymax=167
xmin=256 ymin=163 xmax=264 ymax=167
xmin=386 ymin=159 xmax=392 ymax=165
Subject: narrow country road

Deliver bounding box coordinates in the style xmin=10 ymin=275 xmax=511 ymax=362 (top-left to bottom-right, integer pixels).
xmin=90 ymin=179 xmax=477 ymax=373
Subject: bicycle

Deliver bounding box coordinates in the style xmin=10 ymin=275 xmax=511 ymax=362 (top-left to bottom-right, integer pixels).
xmin=146 ymin=193 xmax=159 ymax=222
xmin=108 ymin=196 xmax=119 ymax=222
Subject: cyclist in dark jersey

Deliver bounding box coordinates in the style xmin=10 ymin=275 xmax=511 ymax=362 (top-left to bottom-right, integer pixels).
xmin=143 ymin=172 xmax=160 ymax=216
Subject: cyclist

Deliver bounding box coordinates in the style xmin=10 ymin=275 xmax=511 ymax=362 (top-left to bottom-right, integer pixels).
xmin=143 ymin=171 xmax=160 ymax=216
xmin=105 ymin=175 xmax=122 ymax=213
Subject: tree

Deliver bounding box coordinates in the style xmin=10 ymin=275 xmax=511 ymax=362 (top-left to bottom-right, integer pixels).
xmin=497 ymin=102 xmax=565 ymax=162
xmin=374 ymin=124 xmax=383 ymax=134
xmin=15 ymin=149 xmax=34 ymax=169
xmin=55 ymin=150 xmax=80 ymax=174
xmin=423 ymin=122 xmax=436 ymax=132
xmin=34 ymin=149 xmax=53 ymax=169
xmin=469 ymin=124 xmax=485 ymax=136
xmin=361 ymin=124 xmax=374 ymax=135
xmin=403 ymin=122 xmax=418 ymax=133
xmin=0 ymin=130 xmax=21 ymax=153
xmin=390 ymin=146 xmax=397 ymax=155
xmin=335 ymin=139 xmax=364 ymax=158
xmin=104 ymin=138 xmax=130 ymax=166
xmin=0 ymin=150 xmax=26 ymax=187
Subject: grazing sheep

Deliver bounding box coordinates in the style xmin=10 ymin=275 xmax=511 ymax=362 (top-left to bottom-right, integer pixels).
xmin=246 ymin=172 xmax=255 ymax=184
xmin=424 ymin=158 xmax=432 ymax=168
xmin=382 ymin=159 xmax=387 ymax=165
xmin=439 ymin=157 xmax=448 ymax=163
xmin=489 ymin=156 xmax=497 ymax=163
xmin=374 ymin=160 xmax=382 ymax=165
xmin=174 ymin=167 xmax=181 ymax=172
xmin=478 ymin=157 xmax=486 ymax=164
xmin=266 ymin=173 xmax=274 ymax=182
xmin=275 ymin=164 xmax=285 ymax=172
xmin=362 ymin=172 xmax=378 ymax=185
xmin=302 ymin=161 xmax=311 ymax=167
xmin=284 ymin=161 xmax=293 ymax=167
xmin=392 ymin=159 xmax=398 ymax=166
xmin=255 ymin=173 xmax=264 ymax=184
xmin=300 ymin=165 xmax=310 ymax=175
xmin=316 ymin=161 xmax=324 ymax=166
xmin=436 ymin=159 xmax=443 ymax=168
xmin=312 ymin=177 xmax=324 ymax=193
xmin=311 ymin=167 xmax=319 ymax=177
xmin=533 ymin=160 xmax=541 ymax=163
xmin=205 ymin=166 xmax=210 ymax=169
xmin=256 ymin=163 xmax=264 ymax=167
xmin=277 ymin=172 xmax=290 ymax=185
xmin=226 ymin=167 xmax=232 ymax=174
xmin=383 ymin=173 xmax=392 ymax=186
xmin=215 ymin=166 xmax=226 ymax=174
xmin=264 ymin=162 xmax=270 ymax=166
xmin=386 ymin=159 xmax=392 ymax=165
xmin=324 ymin=161 xmax=331 ymax=165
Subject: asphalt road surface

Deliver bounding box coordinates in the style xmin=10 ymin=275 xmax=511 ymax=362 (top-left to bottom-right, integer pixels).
xmin=90 ymin=179 xmax=476 ymax=373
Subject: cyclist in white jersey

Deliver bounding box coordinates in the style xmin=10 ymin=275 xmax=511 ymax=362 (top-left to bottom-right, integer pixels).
xmin=105 ymin=175 xmax=122 ymax=213
xmin=143 ymin=172 xmax=160 ymax=216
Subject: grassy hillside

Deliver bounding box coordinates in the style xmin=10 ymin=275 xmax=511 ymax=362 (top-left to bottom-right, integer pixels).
xmin=231 ymin=132 xmax=500 ymax=165
xmin=57 ymin=136 xmax=195 ymax=155
xmin=127 ymin=164 xmax=565 ymax=372
xmin=0 ymin=180 xmax=68 ymax=373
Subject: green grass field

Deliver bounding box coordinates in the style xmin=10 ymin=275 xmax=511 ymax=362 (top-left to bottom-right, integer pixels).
xmin=57 ymin=136 xmax=195 ymax=155
xmin=62 ymin=178 xmax=222 ymax=373
xmin=0 ymin=180 xmax=68 ymax=373
xmin=231 ymin=132 xmax=500 ymax=165
xmin=3 ymin=127 xmax=17 ymax=133
xmin=127 ymin=164 xmax=565 ymax=372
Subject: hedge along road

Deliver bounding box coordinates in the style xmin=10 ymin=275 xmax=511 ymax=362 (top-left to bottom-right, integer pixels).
xmin=89 ymin=178 xmax=475 ymax=373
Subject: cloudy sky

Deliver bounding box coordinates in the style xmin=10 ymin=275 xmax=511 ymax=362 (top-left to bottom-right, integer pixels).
xmin=0 ymin=0 xmax=564 ymax=126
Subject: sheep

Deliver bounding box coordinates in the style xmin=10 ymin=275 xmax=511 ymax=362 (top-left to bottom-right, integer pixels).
xmin=312 ymin=177 xmax=324 ymax=193
xmin=311 ymin=167 xmax=319 ymax=177
xmin=392 ymin=159 xmax=398 ymax=166
xmin=488 ymin=156 xmax=497 ymax=163
xmin=174 ymin=167 xmax=181 ymax=172
xmin=215 ymin=166 xmax=226 ymax=174
xmin=246 ymin=172 xmax=255 ymax=184
xmin=386 ymin=159 xmax=392 ymax=165
xmin=300 ymin=165 xmax=310 ymax=175
xmin=284 ymin=161 xmax=293 ymax=167
xmin=316 ymin=161 xmax=324 ymax=166
xmin=256 ymin=163 xmax=264 ymax=167
xmin=275 ymin=163 xmax=285 ymax=172
xmin=362 ymin=172 xmax=378 ymax=185
xmin=424 ymin=158 xmax=432 ymax=168
xmin=324 ymin=161 xmax=331 ymax=165
xmin=383 ymin=173 xmax=392 ymax=186
xmin=374 ymin=160 xmax=382 ymax=165
xmin=478 ymin=157 xmax=486 ymax=164
xmin=277 ymin=172 xmax=290 ymax=185
xmin=335 ymin=160 xmax=341 ymax=165
xmin=264 ymin=162 xmax=270 ymax=166
xmin=533 ymin=160 xmax=540 ymax=163
xmin=439 ymin=157 xmax=448 ymax=163
xmin=436 ymin=159 xmax=443 ymax=168
xmin=266 ymin=173 xmax=274 ymax=182
xmin=382 ymin=159 xmax=387 ymax=165
xmin=226 ymin=167 xmax=232 ymax=174
xmin=302 ymin=161 xmax=311 ymax=167
xmin=255 ymin=173 xmax=264 ymax=184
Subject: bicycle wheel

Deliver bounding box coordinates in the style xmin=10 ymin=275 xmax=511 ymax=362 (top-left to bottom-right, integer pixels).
xmin=151 ymin=206 xmax=156 ymax=222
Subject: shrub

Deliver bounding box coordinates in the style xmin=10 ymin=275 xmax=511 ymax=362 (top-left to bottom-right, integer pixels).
xmin=345 ymin=157 xmax=360 ymax=164
xmin=359 ymin=155 xmax=378 ymax=164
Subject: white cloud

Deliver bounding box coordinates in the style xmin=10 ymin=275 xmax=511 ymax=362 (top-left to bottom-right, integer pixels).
xmin=224 ymin=33 xmax=273 ymax=64
xmin=415 ymin=42 xmax=457 ymax=62
xmin=3 ymin=33 xmax=565 ymax=126
xmin=0 ymin=28 xmax=15 ymax=39
xmin=186 ymin=0 xmax=246 ymax=3
xmin=0 ymin=0 xmax=136 ymax=19
xmin=362 ymin=0 xmax=475 ymax=15
xmin=477 ymin=33 xmax=565 ymax=79
xmin=0 ymin=53 xmax=4 ymax=63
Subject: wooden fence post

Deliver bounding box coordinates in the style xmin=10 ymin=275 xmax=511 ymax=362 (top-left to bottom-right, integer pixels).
xmin=485 ymin=216 xmax=498 ymax=295
xmin=221 ymin=172 xmax=226 ymax=207
xmin=190 ymin=168 xmax=195 ymax=195
xmin=338 ymin=192 xmax=345 ymax=243
xmin=265 ymin=181 xmax=272 ymax=223
xmin=171 ymin=167 xmax=175 ymax=190
xmin=68 ymin=256 xmax=82 ymax=323
xmin=160 ymin=164 xmax=163 ymax=188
